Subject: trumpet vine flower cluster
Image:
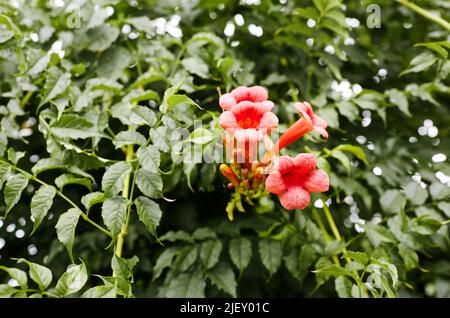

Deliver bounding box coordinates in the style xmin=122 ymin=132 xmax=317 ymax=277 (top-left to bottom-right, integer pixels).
xmin=218 ymin=86 xmax=330 ymax=220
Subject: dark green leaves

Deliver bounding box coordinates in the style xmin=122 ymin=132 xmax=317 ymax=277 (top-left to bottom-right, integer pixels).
xmin=134 ymin=196 xmax=162 ymax=238
xmin=19 ymin=259 xmax=52 ymax=291
xmin=258 ymin=239 xmax=282 ymax=275
xmin=30 ymin=185 xmax=56 ymax=234
xmin=102 ymin=162 xmax=132 ymax=197
xmin=102 ymin=197 xmax=128 ymax=238
xmin=165 ymin=271 xmax=205 ymax=298
xmin=55 ymin=262 xmax=88 ymax=296
xmin=404 ymin=182 xmax=428 ymax=206
xmin=40 ymin=67 xmax=71 ymax=107
xmin=136 ymin=145 xmax=160 ymax=173
xmin=206 ymin=263 xmax=237 ymax=297
xmin=200 ymin=239 xmax=223 ymax=270
xmin=4 ymin=173 xmax=28 ymax=216
xmin=379 ymin=190 xmax=406 ymax=214
xmin=135 ymin=168 xmax=163 ymax=199
xmin=55 ymin=208 xmax=80 ymax=262
xmin=113 ymin=131 xmax=146 ymax=149
xmin=229 ymin=237 xmax=252 ymax=274
xmin=50 ymin=115 xmax=101 ymax=139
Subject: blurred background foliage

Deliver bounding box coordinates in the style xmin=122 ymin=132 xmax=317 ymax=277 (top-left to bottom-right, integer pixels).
xmin=0 ymin=0 xmax=449 ymax=298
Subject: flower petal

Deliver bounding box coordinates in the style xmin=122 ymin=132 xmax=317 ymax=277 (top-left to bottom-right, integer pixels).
xmin=293 ymin=153 xmax=317 ymax=173
xmin=219 ymin=93 xmax=237 ymax=111
xmin=313 ymin=126 xmax=329 ymax=138
xmin=234 ymin=129 xmax=262 ymax=143
xmin=248 ymin=86 xmax=269 ymax=102
xmin=259 ymin=112 xmax=278 ymax=131
xmin=265 ymin=171 xmax=286 ymax=195
xmin=279 ymin=186 xmax=311 ymax=210
xmin=303 ymin=169 xmax=329 ymax=193
xmin=219 ymin=111 xmax=238 ymax=130
xmin=276 ymin=155 xmax=296 ymax=174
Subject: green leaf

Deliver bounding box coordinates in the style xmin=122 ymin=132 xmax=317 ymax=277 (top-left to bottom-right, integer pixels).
xmin=4 ymin=173 xmax=29 ymax=216
xmin=0 ymin=284 xmax=18 ymax=297
xmin=258 ymin=239 xmax=282 ymax=275
xmin=400 ymin=52 xmax=437 ymax=76
xmin=102 ymin=196 xmax=128 ymax=238
xmin=20 ymin=259 xmax=52 ymax=290
xmin=127 ymin=16 xmax=155 ymax=35
xmin=136 ymin=145 xmax=160 ymax=173
xmin=334 ymin=276 xmax=352 ymax=298
xmin=150 ymin=127 xmax=171 ymax=152
xmin=135 ymin=168 xmax=163 ymax=199
xmin=0 ymin=14 xmax=22 ymax=40
xmin=166 ymin=94 xmax=201 ymax=112
xmin=206 ymin=263 xmax=237 ymax=297
xmin=229 ymin=237 xmax=252 ymax=274
xmin=55 ymin=208 xmax=80 ymax=262
xmin=132 ymin=106 xmax=157 ymax=127
xmin=379 ymin=189 xmax=406 ymax=214
xmin=166 ymin=271 xmax=205 ymax=298
xmin=342 ymin=251 xmax=368 ymax=265
xmin=363 ymin=223 xmax=397 ymax=247
xmin=404 ymin=182 xmax=428 ymax=206
xmin=81 ymin=192 xmax=106 ymax=211
xmin=101 ymin=162 xmax=132 ymax=197
xmin=40 ymin=67 xmax=71 ymax=107
xmin=7 ymin=149 xmax=25 ymax=165
xmin=387 ymin=89 xmax=410 ymax=116
xmin=181 ymin=56 xmax=209 ymax=78
xmin=192 ymin=228 xmax=217 ymax=241
xmin=55 ymin=174 xmax=92 ymax=191
xmin=85 ymin=24 xmax=119 ymax=52
xmin=50 ymin=114 xmax=102 ymax=139
xmin=200 ymin=239 xmax=223 ymax=270
xmin=437 ymin=202 xmax=450 ymax=218
xmin=134 ymin=196 xmax=162 ymax=238
xmin=187 ymin=128 xmax=215 ymax=145
xmin=159 ymin=230 xmax=193 ymax=243
xmin=31 ymin=158 xmax=65 ymax=175
xmin=111 ymin=255 xmax=139 ymax=298
xmin=313 ymin=264 xmax=358 ymax=281
xmin=113 ymin=131 xmax=146 ymax=149
xmin=30 ymin=185 xmax=56 ymax=235
xmin=174 ymin=245 xmax=198 ymax=272
xmin=415 ymin=42 xmax=449 ymax=59
xmin=397 ymin=243 xmax=418 ymax=270
xmin=430 ymin=182 xmax=450 ymax=200
xmin=81 ymin=285 xmax=116 ymax=298
xmin=26 ymin=54 xmax=51 ymax=76
xmin=331 ymin=150 xmax=350 ymax=175
xmin=153 ymin=248 xmax=179 ymax=281
xmin=333 ymin=144 xmax=368 ymax=165
xmin=55 ymin=262 xmax=88 ymax=296
xmin=0 ymin=266 xmax=28 ymax=289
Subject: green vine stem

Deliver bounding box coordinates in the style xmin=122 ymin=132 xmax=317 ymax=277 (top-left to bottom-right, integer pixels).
xmin=396 ymin=0 xmax=450 ymax=32
xmin=115 ymin=143 xmax=135 ymax=257
xmin=311 ymin=208 xmax=340 ymax=265
xmin=1 ymin=160 xmax=112 ymax=238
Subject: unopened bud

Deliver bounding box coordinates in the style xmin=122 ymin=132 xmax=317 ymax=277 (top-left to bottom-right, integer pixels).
xmin=220 ymin=164 xmax=240 ymax=188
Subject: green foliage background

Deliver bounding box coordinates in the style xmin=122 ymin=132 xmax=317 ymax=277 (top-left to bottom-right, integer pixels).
xmin=0 ymin=0 xmax=449 ymax=298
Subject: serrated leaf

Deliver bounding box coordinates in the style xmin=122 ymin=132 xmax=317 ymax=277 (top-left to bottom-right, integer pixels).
xmin=135 ymin=196 xmax=162 ymax=238
xmin=0 ymin=284 xmax=17 ymax=297
xmin=387 ymin=89 xmax=410 ymax=116
xmin=404 ymin=182 xmax=428 ymax=205
xmin=437 ymin=202 xmax=450 ymax=218
xmin=132 ymin=106 xmax=157 ymax=127
xmin=331 ymin=150 xmax=350 ymax=175
xmin=159 ymin=230 xmax=193 ymax=243
xmin=258 ymin=239 xmax=282 ymax=275
xmin=400 ymin=52 xmax=437 ymax=76
xmin=363 ymin=223 xmax=397 ymax=247
xmin=136 ymin=145 xmax=160 ymax=173
xmin=4 ymin=173 xmax=29 ymax=216
xmin=40 ymin=67 xmax=71 ymax=107
xmin=20 ymin=260 xmax=52 ymax=291
xmin=55 ymin=208 xmax=80 ymax=262
xmin=150 ymin=126 xmax=171 ymax=152
xmin=127 ymin=16 xmax=155 ymax=35
xmin=181 ymin=56 xmax=209 ymax=78
xmin=313 ymin=264 xmax=358 ymax=280
xmin=113 ymin=131 xmax=146 ymax=149
xmin=333 ymin=144 xmax=368 ymax=165
xmin=50 ymin=114 xmax=102 ymax=139
xmin=31 ymin=158 xmax=65 ymax=175
xmin=153 ymin=248 xmax=179 ymax=281
xmin=101 ymin=162 xmax=132 ymax=197
xmin=55 ymin=173 xmax=92 ymax=191
xmin=0 ymin=162 xmax=10 ymax=190
xmin=173 ymin=245 xmax=198 ymax=272
xmin=187 ymin=128 xmax=214 ymax=145
xmin=81 ymin=192 xmax=106 ymax=210
xmin=81 ymin=285 xmax=116 ymax=298
xmin=342 ymin=251 xmax=369 ymax=265
xmin=166 ymin=271 xmax=205 ymax=298
xmin=55 ymin=262 xmax=88 ymax=296
xmin=102 ymin=196 xmax=128 ymax=238
xmin=192 ymin=228 xmax=217 ymax=241
xmin=397 ymin=243 xmax=418 ymax=270
xmin=135 ymin=168 xmax=163 ymax=199
xmin=430 ymin=182 xmax=450 ymax=200
xmin=206 ymin=263 xmax=237 ymax=297
xmin=167 ymin=94 xmax=201 ymax=112
xmin=30 ymin=185 xmax=56 ymax=234
xmin=0 ymin=266 xmax=27 ymax=289
xmin=85 ymin=24 xmax=119 ymax=52
xmin=380 ymin=189 xmax=406 ymax=214
xmin=229 ymin=237 xmax=252 ymax=274
xmin=200 ymin=239 xmax=223 ymax=270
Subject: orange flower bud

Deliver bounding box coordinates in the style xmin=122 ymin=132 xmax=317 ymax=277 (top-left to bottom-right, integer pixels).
xmin=220 ymin=164 xmax=240 ymax=188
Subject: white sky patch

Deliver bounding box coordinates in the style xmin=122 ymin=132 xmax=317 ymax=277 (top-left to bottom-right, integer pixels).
xmin=28 ymin=244 xmax=38 ymax=256
xmin=427 ymin=126 xmax=438 ymax=138
xmin=435 ymin=171 xmax=450 ymax=184
xmin=234 ymin=14 xmax=245 ymax=26
xmin=48 ymin=40 xmax=65 ymax=58
xmin=314 ymin=199 xmax=324 ymax=208
xmin=30 ymin=32 xmax=39 ymax=42
xmin=324 ymin=45 xmax=335 ymax=55
xmin=224 ymin=21 xmax=235 ymax=37
xmin=344 ymin=37 xmax=355 ymax=46
xmin=373 ymin=166 xmax=382 ymax=176
xmin=106 ymin=6 xmax=115 ymax=16
xmin=306 ymin=38 xmax=314 ymax=47
xmin=248 ymin=24 xmax=263 ymax=37
xmin=240 ymin=0 xmax=261 ymax=5
xmin=356 ymin=135 xmax=367 ymax=144
xmin=409 ymin=136 xmax=417 ymax=143
xmin=15 ymin=229 xmax=25 ymax=238
xmin=418 ymin=126 xmax=427 ymax=136
xmin=307 ymin=19 xmax=316 ymax=28
xmin=424 ymin=119 xmax=433 ymax=127
xmin=0 ymin=238 xmax=5 ymax=250
xmin=345 ymin=17 xmax=360 ymax=28
xmin=50 ymin=0 xmax=65 ymax=7
xmin=377 ymin=68 xmax=387 ymax=77
xmin=122 ymin=24 xmax=131 ymax=34
xmin=432 ymin=153 xmax=447 ymax=163
xmin=352 ymin=84 xmax=363 ymax=94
